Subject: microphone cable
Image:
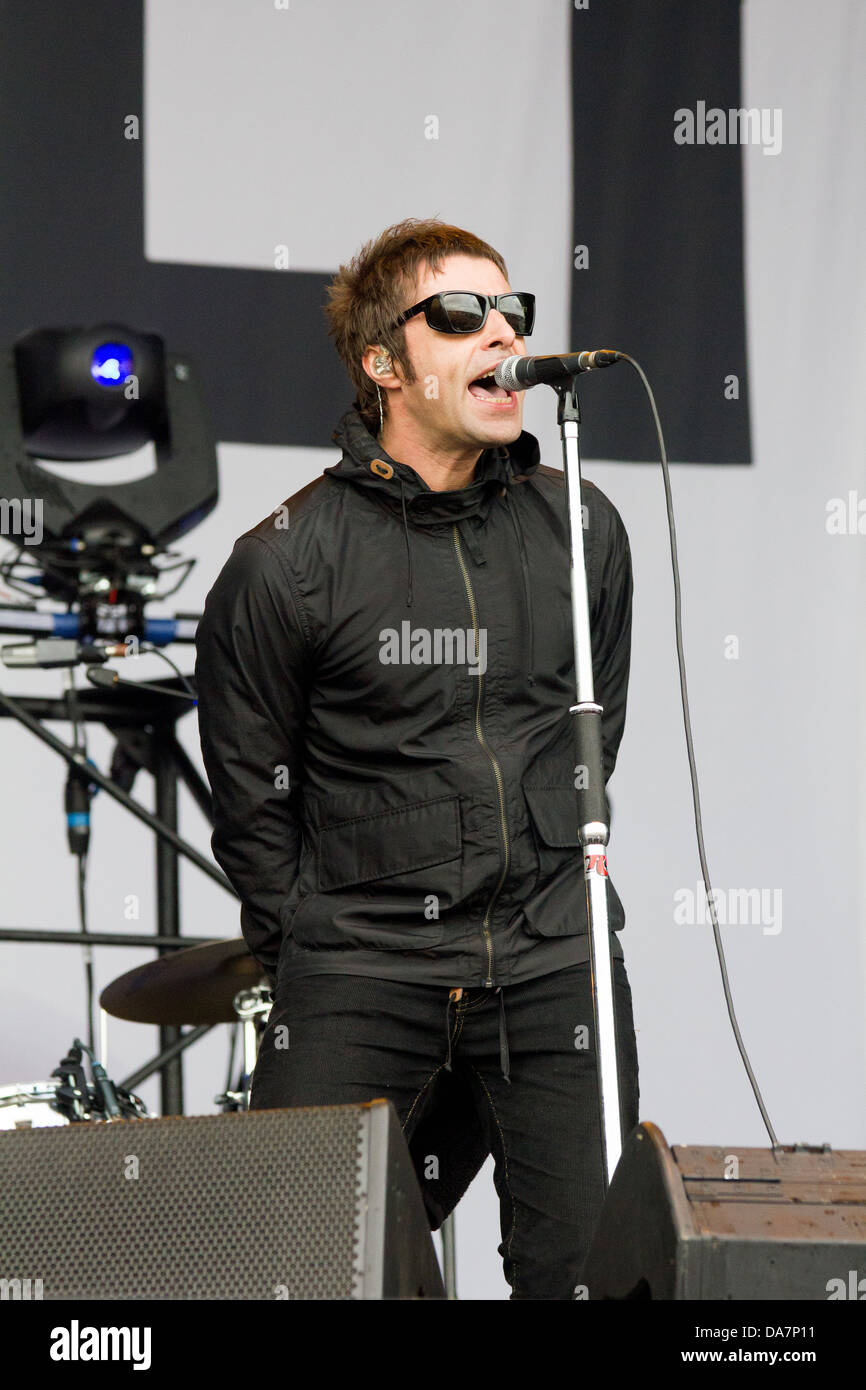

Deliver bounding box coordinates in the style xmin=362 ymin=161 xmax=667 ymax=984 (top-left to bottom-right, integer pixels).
xmin=62 ymin=670 xmax=97 ymax=1056
xmin=614 ymin=351 xmax=780 ymax=1152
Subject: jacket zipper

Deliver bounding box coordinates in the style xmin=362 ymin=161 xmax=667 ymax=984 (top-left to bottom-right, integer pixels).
xmin=452 ymin=523 xmax=509 ymax=988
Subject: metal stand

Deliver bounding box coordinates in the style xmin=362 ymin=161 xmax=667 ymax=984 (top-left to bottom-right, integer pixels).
xmin=440 ymin=1214 xmax=457 ymax=1299
xmin=215 ymin=985 xmax=273 ymax=1111
xmin=0 ymin=675 xmax=236 ymax=1114
xmin=557 ymin=382 xmax=622 ymax=1184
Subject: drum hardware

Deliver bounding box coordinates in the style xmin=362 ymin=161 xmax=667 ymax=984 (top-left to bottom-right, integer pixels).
xmin=51 ymin=1038 xmax=92 ymax=1122
xmin=214 ymin=984 xmax=273 ymax=1112
xmin=100 ymin=937 xmax=266 ymax=1026
xmin=99 ymin=938 xmax=272 ymax=1114
xmin=0 ymin=1038 xmax=149 ymax=1130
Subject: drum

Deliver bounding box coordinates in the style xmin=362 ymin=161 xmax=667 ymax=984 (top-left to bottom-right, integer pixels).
xmin=0 ymin=1079 xmax=150 ymax=1129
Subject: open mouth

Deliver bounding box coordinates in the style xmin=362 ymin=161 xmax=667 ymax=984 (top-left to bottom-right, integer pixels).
xmin=467 ymin=368 xmax=515 ymax=406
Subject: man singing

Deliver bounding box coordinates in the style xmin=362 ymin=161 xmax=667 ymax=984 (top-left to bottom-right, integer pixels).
xmin=194 ymin=218 xmax=639 ymax=1299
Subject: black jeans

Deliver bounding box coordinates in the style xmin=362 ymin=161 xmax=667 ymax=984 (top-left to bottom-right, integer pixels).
xmin=250 ymin=958 xmax=639 ymax=1300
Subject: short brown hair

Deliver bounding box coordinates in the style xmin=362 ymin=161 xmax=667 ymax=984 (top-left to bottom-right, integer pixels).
xmin=324 ymin=218 xmax=509 ymax=433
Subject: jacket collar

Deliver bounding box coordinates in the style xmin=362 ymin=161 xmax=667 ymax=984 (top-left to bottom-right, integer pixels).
xmin=324 ymin=407 xmax=540 ymax=526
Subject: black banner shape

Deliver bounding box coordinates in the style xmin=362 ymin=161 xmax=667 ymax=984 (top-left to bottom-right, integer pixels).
xmin=1 ymin=1 xmax=752 ymax=461
xmin=570 ymin=0 xmax=751 ymax=463
xmin=0 ymin=0 xmax=348 ymax=449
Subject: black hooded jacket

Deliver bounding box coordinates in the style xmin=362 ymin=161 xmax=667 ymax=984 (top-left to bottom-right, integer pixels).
xmin=194 ymin=407 xmax=633 ymax=994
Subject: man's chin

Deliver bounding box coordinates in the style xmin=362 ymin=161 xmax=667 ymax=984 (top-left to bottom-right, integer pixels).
xmin=461 ymin=405 xmax=523 ymax=446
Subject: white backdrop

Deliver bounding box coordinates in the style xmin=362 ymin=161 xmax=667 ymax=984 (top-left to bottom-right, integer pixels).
xmin=1 ymin=0 xmax=864 ymax=1300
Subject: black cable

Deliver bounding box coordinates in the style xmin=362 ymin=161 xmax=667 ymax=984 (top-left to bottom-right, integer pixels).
xmin=616 ymin=351 xmax=780 ymax=1152
xmin=72 ymin=1037 xmax=121 ymax=1117
xmin=1 ymin=538 xmax=87 ymax=597
xmin=76 ymin=856 xmax=95 ymax=1056
xmin=1 ymin=539 xmax=196 ymax=603
xmin=148 ymin=555 xmax=197 ymax=598
xmin=137 ymin=643 xmax=197 ymax=699
xmin=63 ymin=675 xmax=96 ymax=1056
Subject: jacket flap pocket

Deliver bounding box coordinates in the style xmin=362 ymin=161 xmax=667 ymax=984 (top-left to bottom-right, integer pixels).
xmin=317 ymin=794 xmax=461 ymax=892
xmin=523 ymin=785 xmax=581 ymax=848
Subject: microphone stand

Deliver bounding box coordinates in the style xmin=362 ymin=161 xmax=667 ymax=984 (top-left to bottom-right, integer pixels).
xmin=556 ymin=380 xmax=622 ymax=1186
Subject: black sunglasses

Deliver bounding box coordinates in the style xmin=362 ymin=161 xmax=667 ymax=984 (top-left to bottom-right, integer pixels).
xmin=391 ymin=290 xmax=535 ymax=336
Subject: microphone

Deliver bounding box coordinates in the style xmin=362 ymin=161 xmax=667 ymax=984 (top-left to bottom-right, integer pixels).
xmin=494 ymin=350 xmax=621 ymax=392
xmin=89 ymin=1057 xmax=122 ymax=1118
xmin=0 ymin=638 xmax=130 ymax=668
xmin=86 ymin=665 xmax=198 ymax=700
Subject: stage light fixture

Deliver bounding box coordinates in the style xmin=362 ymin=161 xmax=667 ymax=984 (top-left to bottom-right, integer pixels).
xmin=0 ymin=321 xmax=218 ymax=634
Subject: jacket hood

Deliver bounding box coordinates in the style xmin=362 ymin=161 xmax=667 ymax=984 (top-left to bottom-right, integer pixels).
xmin=325 ymin=407 xmax=540 ymax=524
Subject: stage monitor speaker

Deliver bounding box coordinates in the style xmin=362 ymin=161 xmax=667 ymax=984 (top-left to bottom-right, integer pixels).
xmin=0 ymin=1099 xmax=445 ymax=1299
xmin=581 ymin=1122 xmax=866 ymax=1300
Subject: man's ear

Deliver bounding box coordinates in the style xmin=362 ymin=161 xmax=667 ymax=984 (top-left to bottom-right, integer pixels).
xmin=361 ymin=344 xmax=401 ymax=387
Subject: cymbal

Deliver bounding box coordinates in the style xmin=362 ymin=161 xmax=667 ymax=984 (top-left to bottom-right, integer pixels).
xmin=100 ymin=938 xmax=269 ymax=1025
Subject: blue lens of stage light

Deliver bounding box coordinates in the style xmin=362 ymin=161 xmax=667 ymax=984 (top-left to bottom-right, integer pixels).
xmin=91 ymin=342 xmax=134 ymax=386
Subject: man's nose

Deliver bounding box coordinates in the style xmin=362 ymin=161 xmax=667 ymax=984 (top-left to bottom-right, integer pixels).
xmin=482 ymin=308 xmax=518 ymax=350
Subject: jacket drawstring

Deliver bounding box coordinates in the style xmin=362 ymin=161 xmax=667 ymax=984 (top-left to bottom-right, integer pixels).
xmin=399 ymin=477 xmax=414 ymax=608
xmin=497 ymin=986 xmax=511 ymax=1084
xmin=505 ymin=490 xmax=536 ymax=686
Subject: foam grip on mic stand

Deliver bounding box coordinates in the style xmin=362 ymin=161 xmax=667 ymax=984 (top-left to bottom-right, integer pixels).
xmin=572 ymin=708 xmax=608 ymax=829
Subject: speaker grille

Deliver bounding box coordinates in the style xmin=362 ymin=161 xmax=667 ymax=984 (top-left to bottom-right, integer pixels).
xmin=0 ymin=1107 xmax=369 ymax=1299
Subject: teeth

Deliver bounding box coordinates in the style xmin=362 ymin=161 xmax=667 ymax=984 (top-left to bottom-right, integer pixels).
xmin=468 ymin=364 xmax=512 ymax=400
